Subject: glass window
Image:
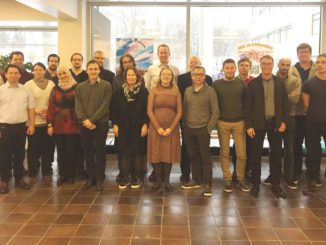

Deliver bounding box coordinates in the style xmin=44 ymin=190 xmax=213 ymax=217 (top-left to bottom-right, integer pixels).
xmin=312 ymin=12 xmax=320 ymax=35
xmin=0 ymin=21 xmax=57 ymax=65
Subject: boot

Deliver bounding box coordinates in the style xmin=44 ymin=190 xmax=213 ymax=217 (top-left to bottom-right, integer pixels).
xmin=152 ymin=163 xmax=162 ymax=191
xmin=164 ymin=163 xmax=173 ymax=192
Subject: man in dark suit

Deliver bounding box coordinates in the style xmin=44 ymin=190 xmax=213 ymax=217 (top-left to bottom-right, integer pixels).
xmin=245 ymin=55 xmax=289 ymax=198
xmin=177 ymin=56 xmax=213 ymax=183
xmin=93 ymin=50 xmax=115 ymax=85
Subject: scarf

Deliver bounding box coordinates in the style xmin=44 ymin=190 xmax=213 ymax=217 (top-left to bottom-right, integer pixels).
xmin=58 ymin=79 xmax=77 ymax=91
xmin=122 ymin=82 xmax=141 ymax=102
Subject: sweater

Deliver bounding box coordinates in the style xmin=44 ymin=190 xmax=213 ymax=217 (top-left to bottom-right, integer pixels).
xmin=212 ymin=78 xmax=245 ymax=122
xmin=183 ymin=84 xmax=219 ymax=133
xmin=75 ymin=79 xmax=112 ymax=124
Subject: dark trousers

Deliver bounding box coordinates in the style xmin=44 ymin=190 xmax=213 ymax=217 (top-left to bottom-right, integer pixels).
xmin=183 ymin=126 xmax=212 ymax=185
xmin=0 ymin=123 xmax=26 ymax=182
xmin=293 ymin=115 xmax=306 ymax=178
xmin=27 ymin=126 xmax=52 ymax=177
xmin=180 ymin=126 xmax=191 ymax=177
xmin=121 ymin=153 xmax=142 ymax=181
xmin=251 ymin=121 xmax=282 ymax=186
xmin=282 ymin=116 xmax=295 ymax=180
xmin=305 ymin=120 xmax=326 ymax=181
xmin=80 ymin=123 xmax=108 ymax=180
xmin=55 ymin=134 xmax=79 ymax=180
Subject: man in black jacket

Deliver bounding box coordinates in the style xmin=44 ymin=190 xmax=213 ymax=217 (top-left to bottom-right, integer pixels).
xmin=177 ymin=56 xmax=213 ymax=183
xmin=245 ymin=55 xmax=289 ymax=198
xmin=93 ymin=50 xmax=115 ymax=85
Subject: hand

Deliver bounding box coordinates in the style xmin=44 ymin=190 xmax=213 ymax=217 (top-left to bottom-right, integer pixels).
xmin=89 ymin=124 xmax=97 ymax=130
xmin=113 ymin=125 xmax=119 ymax=137
xmin=157 ymin=127 xmax=165 ymax=136
xmin=47 ymin=127 xmax=54 ymax=136
xmin=39 ymin=109 xmax=48 ymax=119
xmin=27 ymin=125 xmax=35 ymax=135
xmin=278 ymin=122 xmax=286 ymax=132
xmin=140 ymin=124 xmax=148 ymax=137
xmin=163 ymin=128 xmax=172 ymax=136
xmin=83 ymin=119 xmax=93 ymax=129
xmin=247 ymin=128 xmax=255 ymax=138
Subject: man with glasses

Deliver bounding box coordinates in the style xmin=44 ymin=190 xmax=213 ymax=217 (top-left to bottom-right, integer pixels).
xmin=181 ymin=65 xmax=219 ymax=197
xmin=245 ymin=55 xmax=289 ymax=198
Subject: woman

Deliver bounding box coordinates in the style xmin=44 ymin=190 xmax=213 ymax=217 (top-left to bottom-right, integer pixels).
xmin=25 ymin=62 xmax=55 ymax=181
xmin=112 ymin=67 xmax=148 ymax=189
xmin=47 ymin=67 xmax=79 ymax=185
xmin=147 ymin=67 xmax=182 ymax=191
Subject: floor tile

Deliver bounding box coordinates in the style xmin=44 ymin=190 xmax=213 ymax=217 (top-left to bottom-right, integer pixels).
xmin=274 ymin=228 xmax=308 ymax=241
xmin=245 ymin=228 xmax=278 ymax=241
xmin=103 ymin=225 xmax=133 ymax=238
xmin=133 ymin=225 xmax=161 ymax=239
xmin=161 ymin=226 xmax=189 ymax=239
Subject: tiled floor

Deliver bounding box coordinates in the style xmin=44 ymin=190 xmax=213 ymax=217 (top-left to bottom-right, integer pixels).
xmin=0 ymin=156 xmax=326 ymax=245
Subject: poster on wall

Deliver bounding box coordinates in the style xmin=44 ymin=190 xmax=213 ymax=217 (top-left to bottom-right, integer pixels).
xmin=116 ymin=38 xmax=154 ymax=71
xmin=236 ymin=43 xmax=274 ymax=76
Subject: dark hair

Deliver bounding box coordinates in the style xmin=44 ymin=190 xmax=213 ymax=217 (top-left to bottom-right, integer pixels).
xmin=9 ymin=51 xmax=24 ymax=61
xmin=119 ymin=54 xmax=136 ymax=74
xmin=238 ymin=57 xmax=252 ymax=68
xmin=47 ymin=54 xmax=60 ymax=63
xmin=86 ymin=59 xmax=100 ymax=69
xmin=260 ymin=55 xmax=274 ymax=63
xmin=70 ymin=53 xmax=83 ymax=61
xmin=157 ymin=44 xmax=170 ymax=54
xmin=124 ymin=67 xmax=141 ymax=83
xmin=223 ymin=58 xmax=236 ymax=68
xmin=4 ymin=64 xmax=22 ymax=74
xmin=32 ymin=62 xmax=46 ymax=71
xmin=297 ymin=43 xmax=312 ymax=54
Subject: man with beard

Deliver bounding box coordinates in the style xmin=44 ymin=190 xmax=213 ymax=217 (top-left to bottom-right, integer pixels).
xmin=45 ymin=54 xmax=60 ymax=85
xmin=70 ymin=53 xmax=89 ymax=83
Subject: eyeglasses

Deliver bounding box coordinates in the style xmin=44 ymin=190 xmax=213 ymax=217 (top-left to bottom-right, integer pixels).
xmin=261 ymin=62 xmax=273 ymax=67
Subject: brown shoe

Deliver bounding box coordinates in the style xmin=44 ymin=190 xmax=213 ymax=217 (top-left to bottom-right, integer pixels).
xmin=0 ymin=181 xmax=9 ymax=194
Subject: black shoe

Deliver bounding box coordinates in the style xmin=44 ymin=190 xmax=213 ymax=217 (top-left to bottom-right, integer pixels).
xmin=119 ymin=178 xmax=130 ymax=190
xmin=314 ymin=178 xmax=322 ymax=187
xmin=67 ymin=179 xmax=75 ymax=185
xmin=83 ymin=179 xmax=95 ymax=190
xmin=131 ymin=178 xmax=142 ymax=189
xmin=203 ymin=184 xmax=212 ymax=197
xmin=263 ymin=175 xmax=271 ymax=186
xmin=148 ymin=170 xmax=156 ymax=183
xmin=152 ymin=181 xmax=162 ymax=191
xmin=271 ymin=185 xmax=287 ymax=199
xmin=96 ymin=180 xmax=104 ymax=191
xmin=303 ymin=179 xmax=317 ymax=195
xmin=285 ymin=179 xmax=298 ymax=190
xmin=57 ymin=177 xmax=66 ymax=186
xmin=181 ymin=180 xmax=201 ymax=190
xmin=116 ymin=172 xmax=123 ymax=184
xmin=15 ymin=179 xmax=31 ymax=190
xmin=0 ymin=182 xmax=9 ymax=194
xmin=245 ymin=171 xmax=252 ymax=181
xmin=164 ymin=182 xmax=174 ymax=192
xmin=292 ymin=174 xmax=301 ymax=184
xmin=250 ymin=184 xmax=259 ymax=198
xmin=180 ymin=174 xmax=190 ymax=183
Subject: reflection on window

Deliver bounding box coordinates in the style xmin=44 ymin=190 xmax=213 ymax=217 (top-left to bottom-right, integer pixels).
xmin=312 ymin=12 xmax=320 ymax=35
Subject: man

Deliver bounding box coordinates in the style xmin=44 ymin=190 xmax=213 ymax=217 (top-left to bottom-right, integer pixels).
xmin=302 ymin=53 xmax=326 ymax=194
xmin=213 ymin=59 xmax=249 ymax=193
xmin=144 ymin=44 xmax=180 ymax=181
xmin=181 ymin=65 xmax=219 ymax=197
xmin=1 ymin=51 xmax=33 ymax=84
xmin=45 ymin=54 xmax=60 ymax=85
xmin=277 ymin=58 xmax=301 ymax=189
xmin=289 ymin=43 xmax=317 ymax=183
xmin=245 ymin=55 xmax=289 ymax=199
xmin=0 ymin=64 xmax=35 ymax=194
xmin=144 ymin=44 xmax=179 ymax=91
xmin=231 ymin=57 xmax=256 ymax=182
xmin=177 ymin=56 xmax=213 ymax=183
xmin=75 ymin=60 xmax=112 ymax=191
xmin=93 ymin=50 xmax=115 ymax=85
xmin=70 ymin=53 xmax=89 ymax=83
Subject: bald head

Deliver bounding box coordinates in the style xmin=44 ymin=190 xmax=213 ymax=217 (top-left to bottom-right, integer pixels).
xmin=189 ymin=56 xmax=201 ymax=70
xmin=278 ymin=58 xmax=292 ymax=77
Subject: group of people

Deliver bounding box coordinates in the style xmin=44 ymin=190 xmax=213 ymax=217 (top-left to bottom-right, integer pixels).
xmin=0 ymin=42 xmax=325 ymax=199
